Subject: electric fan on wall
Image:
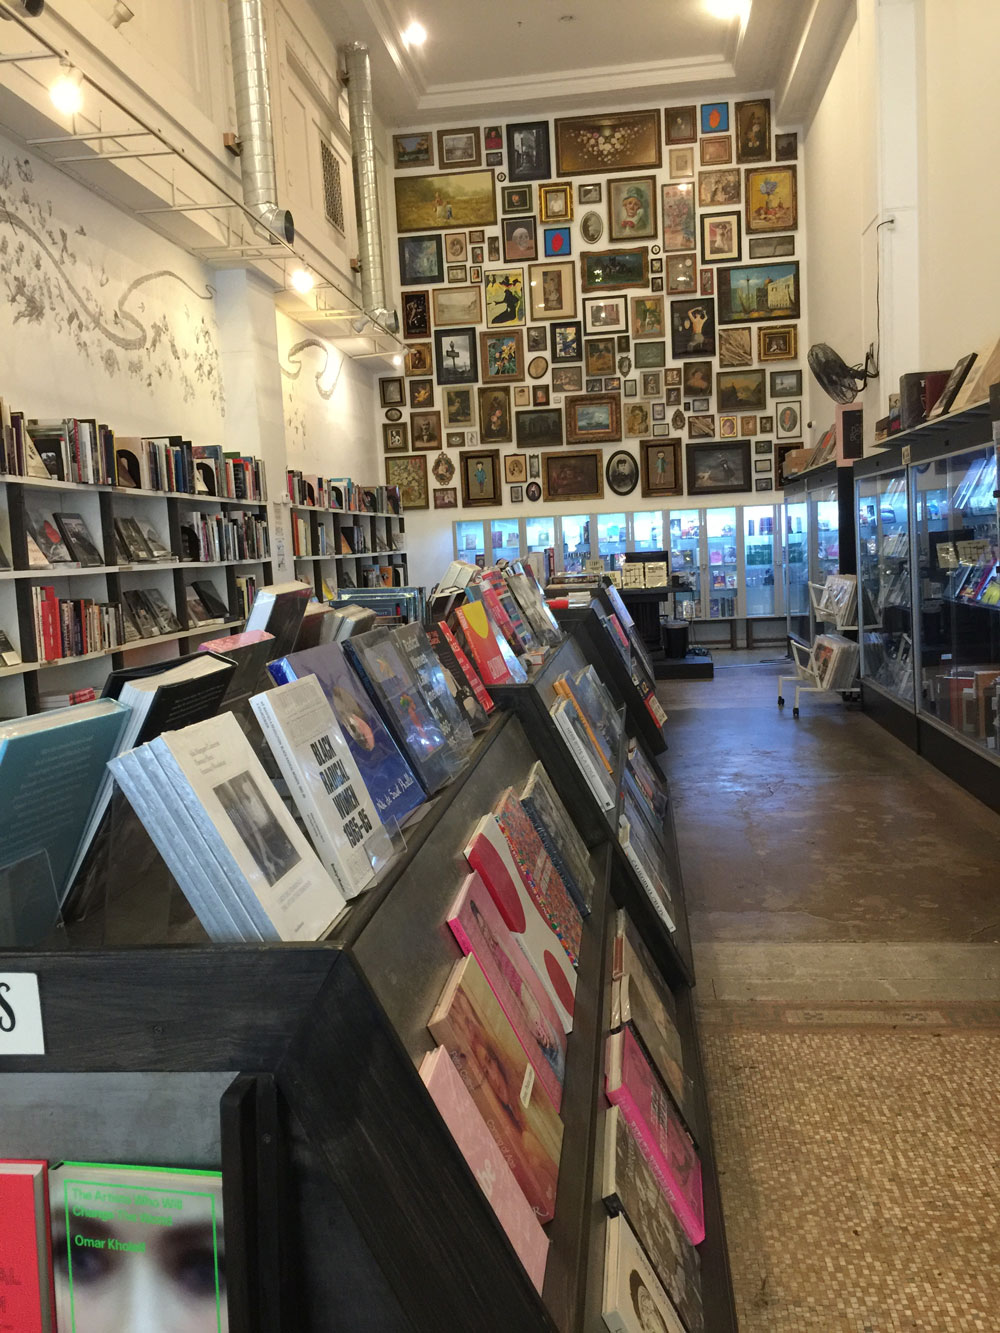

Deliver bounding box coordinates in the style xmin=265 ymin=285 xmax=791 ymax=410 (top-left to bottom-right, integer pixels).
xmin=808 ymin=343 xmax=878 ymax=404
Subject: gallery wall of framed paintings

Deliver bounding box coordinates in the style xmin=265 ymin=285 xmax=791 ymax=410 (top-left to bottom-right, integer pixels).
xmin=383 ymin=96 xmax=806 ymax=575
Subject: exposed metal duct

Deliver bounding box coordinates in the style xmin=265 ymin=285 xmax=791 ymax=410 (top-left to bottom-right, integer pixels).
xmin=344 ymin=42 xmax=398 ymax=334
xmin=227 ymin=0 xmax=294 ymax=244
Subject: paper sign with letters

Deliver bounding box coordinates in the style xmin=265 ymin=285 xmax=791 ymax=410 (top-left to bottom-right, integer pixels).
xmin=0 ymin=973 xmax=45 ymax=1055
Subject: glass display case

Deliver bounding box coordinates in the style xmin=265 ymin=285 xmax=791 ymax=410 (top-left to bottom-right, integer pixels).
xmin=525 ymin=515 xmax=556 ymax=582
xmin=597 ymin=512 xmax=628 ymax=571
xmin=744 ymin=505 xmax=779 ymax=618
xmin=913 ymin=442 xmax=999 ymax=756
xmin=455 ymin=519 xmax=486 ymax=565
xmin=668 ymin=508 xmax=702 ymax=615
xmin=561 ymin=513 xmax=591 ymax=574
xmin=783 ymin=464 xmax=856 ymax=643
xmin=783 ymin=495 xmax=809 ymax=640
xmin=705 ymin=506 xmax=738 ymax=619
xmin=490 ymin=516 xmax=521 ymax=562
xmin=857 ymin=467 xmax=914 ymax=703
xmin=632 ymin=510 xmax=664 ymax=553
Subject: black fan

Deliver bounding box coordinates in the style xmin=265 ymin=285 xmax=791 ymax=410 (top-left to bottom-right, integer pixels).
xmin=808 ymin=343 xmax=877 ymax=404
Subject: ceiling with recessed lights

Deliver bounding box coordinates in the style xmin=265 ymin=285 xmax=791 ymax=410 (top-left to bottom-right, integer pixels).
xmin=313 ymin=0 xmax=855 ymax=127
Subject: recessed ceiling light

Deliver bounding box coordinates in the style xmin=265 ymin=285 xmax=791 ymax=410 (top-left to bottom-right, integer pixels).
xmin=289 ymin=267 xmax=314 ymax=295
xmin=401 ymin=20 xmax=427 ymax=48
xmin=50 ymin=63 xmax=84 ymax=116
xmin=703 ymin=0 xmax=750 ymax=19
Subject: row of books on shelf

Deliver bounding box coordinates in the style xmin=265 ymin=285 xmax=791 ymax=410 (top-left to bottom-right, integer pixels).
xmin=929 ymin=665 xmax=1000 ymax=740
xmin=0 ymin=1158 xmax=227 ymax=1332
xmin=291 ymin=515 xmax=406 ymax=559
xmin=179 ymin=508 xmax=270 ymax=563
xmin=584 ymin=586 xmax=668 ymax=733
xmin=286 ymin=470 xmax=402 ymax=514
xmin=0 ymin=399 xmax=266 ymax=500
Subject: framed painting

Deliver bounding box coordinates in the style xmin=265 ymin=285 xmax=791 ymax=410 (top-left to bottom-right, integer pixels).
xmin=753 ymin=458 xmax=770 ymax=474
xmin=640 ymin=439 xmax=682 ymax=497
xmin=550 ymin=320 xmax=583 ymax=362
xmin=437 ymin=126 xmax=481 ymax=168
xmin=745 ymin=165 xmax=798 ymax=233
xmin=682 ymin=360 xmax=712 ymax=398
xmin=444 ymin=433 xmax=464 ymax=450
xmin=433 ymin=487 xmax=458 ymax=509
xmin=760 ymin=416 xmax=774 ymax=432
xmin=776 ymin=132 xmax=798 ymax=161
xmin=688 ymin=414 xmax=715 ymax=438
xmin=686 ymin=439 xmax=752 ymax=494
xmin=379 ymin=376 xmax=404 ymax=407
xmin=579 ymin=182 xmax=602 ymax=204
xmin=735 ymin=98 xmax=771 ymax=163
xmin=664 ymin=105 xmax=696 ymax=144
xmin=528 ymin=355 xmax=549 ymax=379
xmin=480 ymin=329 xmax=525 ymax=382
xmin=759 ymin=325 xmax=798 ymax=362
xmin=668 ymin=147 xmax=694 ymax=179
xmin=529 ymin=261 xmax=577 ymax=319
xmin=580 ymin=248 xmax=649 ymax=293
xmin=527 ymin=326 xmax=548 ymax=352
xmin=670 ymin=298 xmax=717 ymax=358
xmin=552 ymin=365 xmax=584 ymax=394
xmin=544 ymin=226 xmax=572 ymax=258
xmin=749 ymin=235 xmax=795 ymax=259
xmin=661 ymin=182 xmax=695 ymax=251
xmin=394 ymin=169 xmax=497 ymax=233
xmin=742 ymin=415 xmax=759 ymax=436
xmin=700 ymin=268 xmax=715 ymax=296
xmin=410 ymin=411 xmax=443 ymax=451
xmin=717 ymin=368 xmax=766 ymax=411
xmin=701 ymin=102 xmax=729 ymax=134
xmin=478 ymin=387 xmax=513 ymax=444
xmin=770 ymin=369 xmax=803 ymax=398
xmin=514 ymin=386 xmax=531 ymax=408
xmin=404 ymin=343 xmax=432 ymax=376
xmin=539 ymin=183 xmax=574 ymax=222
xmin=382 ymin=423 xmax=408 ymax=453
xmin=700 ymin=135 xmax=732 ymax=166
xmin=698 ymin=171 xmax=741 ymax=212
xmin=624 ymin=400 xmax=652 ymax=437
xmin=585 ymin=336 xmax=617 ymax=376
xmin=541 ymin=449 xmax=605 ymax=501
xmin=408 ymin=378 xmax=434 ymax=409
xmin=444 ymin=233 xmax=468 ymax=263
xmin=484 ymin=268 xmax=526 ymax=327
xmin=608 ymin=175 xmax=657 ymax=241
xmin=484 ymin=127 xmax=502 ymax=152
xmin=507 ymin=121 xmax=551 ymax=181
xmin=533 ymin=384 xmax=550 ymax=406
xmin=624 ymin=379 xmax=638 ymax=398
xmin=445 ymin=387 xmax=475 ymax=425
xmin=459 ymin=448 xmax=502 ymax=506
xmin=580 ymin=211 xmax=604 ymax=245
xmin=446 ymin=264 xmax=468 ymax=283
xmin=776 ymin=400 xmax=802 ymax=439
xmin=402 ymin=290 xmax=431 ymax=339
xmin=554 ymin=109 xmax=661 ymax=175
xmin=565 ymin=393 xmax=622 ymax=444
xmin=584 ymin=296 xmax=628 ymax=334
xmin=515 ymin=408 xmax=564 ymax=447
xmin=755 ymin=477 xmax=774 ymax=492
xmin=398 ymin=235 xmax=445 ymax=286
xmin=433 ymin=327 xmax=478 ymax=385
xmin=393 ymin=131 xmax=433 ymax=170
xmin=434 ymin=452 xmax=458 ymax=486
xmin=719 ymin=327 xmax=753 ymax=367
xmin=642 ymin=371 xmax=662 ymax=397
xmin=502 ymin=184 xmax=533 ymax=214
xmin=385 ymin=454 xmax=429 ymax=509
xmin=432 ymin=285 xmax=482 ymax=327
xmin=605 ymin=450 xmax=639 ymax=496
xmin=634 ymin=340 xmax=666 ymax=369
xmin=631 ymin=294 xmax=666 ymax=339
xmin=716 ymin=262 xmax=800 ymax=324
xmin=504 ymin=453 xmax=527 ymax=484
xmin=666 ymin=253 xmax=697 ymax=294
xmin=700 ymin=210 xmax=742 ymax=264
xmin=755 ymin=440 xmax=773 ymax=455
xmin=488 ymin=237 xmax=501 ymax=262
xmin=721 ymin=414 xmax=738 ymax=439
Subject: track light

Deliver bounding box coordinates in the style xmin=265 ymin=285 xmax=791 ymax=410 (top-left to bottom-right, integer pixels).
xmin=392 ymin=355 xmax=403 ymax=367
xmin=109 ymin=1 xmax=134 ymax=29
xmin=289 ymin=266 xmax=314 ymax=295
xmin=401 ymin=20 xmax=427 ymax=47
xmin=0 ymin=1 xmax=46 ymax=18
xmin=50 ymin=62 xmax=84 ymax=116
xmin=350 ymin=314 xmax=372 ymax=335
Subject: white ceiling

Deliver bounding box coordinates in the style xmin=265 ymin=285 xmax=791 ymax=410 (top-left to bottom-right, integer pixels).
xmin=313 ymin=0 xmax=856 ymax=127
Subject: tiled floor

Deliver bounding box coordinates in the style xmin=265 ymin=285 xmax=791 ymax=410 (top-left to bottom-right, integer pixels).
xmin=659 ymin=659 xmax=1000 ymax=1333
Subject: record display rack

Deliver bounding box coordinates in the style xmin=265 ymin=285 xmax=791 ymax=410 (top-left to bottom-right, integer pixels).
xmin=0 ymin=640 xmax=734 ymax=1331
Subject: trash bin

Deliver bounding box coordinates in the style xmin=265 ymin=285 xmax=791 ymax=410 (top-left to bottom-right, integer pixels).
xmin=660 ymin=618 xmax=688 ymax=659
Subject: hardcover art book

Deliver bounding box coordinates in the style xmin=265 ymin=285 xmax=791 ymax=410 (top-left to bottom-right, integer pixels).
xmin=451 ymin=599 xmax=527 ymax=686
xmin=0 ymin=1160 xmax=55 ymax=1333
xmin=551 ymin=696 xmax=616 ymax=811
xmin=395 ymin=621 xmax=475 ymax=758
xmin=245 ymin=581 xmax=313 ymax=658
xmin=520 ymin=761 xmax=596 ymax=916
xmin=493 ymin=786 xmax=583 ymax=966
xmin=52 ymin=513 xmax=103 ymax=567
xmin=605 ymin=1026 xmax=705 ymax=1245
xmin=425 ymin=622 xmax=492 ymax=733
xmin=420 ymin=1046 xmax=549 ymax=1293
xmin=268 ymin=642 xmax=425 ymax=828
xmin=613 ymin=970 xmax=691 ymax=1124
xmin=429 ymin=954 xmax=564 ymax=1222
xmin=465 ymin=813 xmax=577 ymax=1033
xmin=447 ymin=870 xmax=568 ymax=1111
xmin=48 ymin=1161 xmax=227 ymax=1332
xmin=602 ymin=1109 xmax=704 ymax=1333
xmin=602 ymin=1213 xmax=686 ymax=1333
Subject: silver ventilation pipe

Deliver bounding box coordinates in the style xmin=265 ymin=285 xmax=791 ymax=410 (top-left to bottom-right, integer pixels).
xmin=227 ymin=0 xmax=294 ymax=244
xmin=344 ymin=42 xmax=398 ymax=334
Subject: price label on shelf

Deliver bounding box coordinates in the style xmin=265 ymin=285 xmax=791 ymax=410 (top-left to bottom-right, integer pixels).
xmin=901 ymin=445 xmax=912 ymax=464
xmin=0 ymin=974 xmax=45 ymax=1055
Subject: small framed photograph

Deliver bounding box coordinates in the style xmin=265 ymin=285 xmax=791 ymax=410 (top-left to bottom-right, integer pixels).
xmin=405 ymin=342 xmax=432 ymax=376
xmin=433 ymin=486 xmax=458 ymax=509
xmin=652 ymin=423 xmax=669 ymax=436
xmin=624 ymin=401 xmax=652 ymax=436
xmin=509 ymin=484 xmax=523 ymax=502
xmin=740 ymin=414 xmax=758 ymax=436
xmin=691 ymin=397 xmax=710 ymax=412
xmin=580 ymin=211 xmax=604 ymax=245
xmin=410 ymin=411 xmax=443 ymax=451
xmin=700 ymin=135 xmax=733 ymax=166
xmin=514 ymin=386 xmax=531 ymax=407
xmin=402 ymin=290 xmax=431 ymax=339
xmin=444 ymin=233 xmax=468 ymax=263
xmin=758 ymin=324 xmax=798 ymax=362
xmin=665 ymin=104 xmax=697 ymax=144
xmin=755 ymin=477 xmax=774 ymax=492
xmin=507 ymin=121 xmax=551 ymax=182
xmin=446 ymin=431 xmax=465 ymax=448
xmin=760 ymin=416 xmax=774 ymax=433
xmin=776 ymin=400 xmax=802 ymax=439
xmin=666 ymin=388 xmax=681 ymax=405
xmin=398 ymin=234 xmax=444 ymax=286
xmin=687 ymin=439 xmax=752 ymax=493
xmin=608 ymin=175 xmax=657 ymax=241
xmin=434 ymin=328 xmax=478 ymax=385
xmin=485 ymin=151 xmax=503 ymax=167
xmin=544 ymin=226 xmax=572 ymax=258
xmin=754 ymin=459 xmax=771 ymax=474
xmin=641 ymin=371 xmax=662 ymax=397
xmin=552 ymin=364 xmax=583 ymax=394
xmin=540 ymin=183 xmax=574 ymax=222
xmin=651 ymin=401 xmax=666 ymax=422
xmin=437 ymin=127 xmax=481 ymax=168
xmin=393 ymin=131 xmax=434 ymax=170
xmin=584 ymin=296 xmax=628 ymax=334
xmin=755 ymin=439 xmax=773 ymax=455
xmin=528 ymin=453 xmax=541 ymax=478
xmin=503 ymin=216 xmax=537 ymax=262
xmin=624 ymin=379 xmax=638 ymax=398
xmin=578 ymin=182 xmax=602 ymax=204
xmin=668 ymin=147 xmax=695 ymax=179
xmin=651 ymin=278 xmax=664 ymax=293
xmin=382 ymin=422 xmax=408 ymax=452
xmin=719 ymin=413 xmax=738 ymax=438
xmin=409 ymin=377 xmax=434 ymax=409
xmin=666 ymin=253 xmax=697 ymax=294
xmin=699 ymin=268 xmax=715 ymax=296
xmin=700 ymin=210 xmax=742 ymax=264
xmin=527 ymin=326 xmax=548 ymax=352
xmin=379 ymin=376 xmax=404 ymax=407
xmin=502 ymin=184 xmax=533 ymax=214
xmin=447 ymin=264 xmax=468 ymax=283
xmin=504 ymin=453 xmax=528 ymax=483
xmin=606 ymin=450 xmax=640 ymax=496
xmin=769 ymin=370 xmax=802 ymax=398
xmin=484 ymin=127 xmax=502 ymax=152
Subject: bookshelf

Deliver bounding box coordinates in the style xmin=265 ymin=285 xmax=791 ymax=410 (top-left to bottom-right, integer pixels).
xmin=289 ymin=501 xmax=408 ymax=597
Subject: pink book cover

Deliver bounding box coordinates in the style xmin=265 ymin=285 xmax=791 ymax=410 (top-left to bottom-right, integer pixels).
xmin=605 ymin=1027 xmax=705 ymax=1245
xmin=420 ymin=1046 xmax=549 ymax=1293
xmin=448 ymin=871 xmax=567 ymax=1112
xmin=198 ymin=629 xmax=274 ymax=652
xmin=465 ymin=815 xmax=576 ymax=1034
xmin=493 ymin=789 xmax=582 ymax=968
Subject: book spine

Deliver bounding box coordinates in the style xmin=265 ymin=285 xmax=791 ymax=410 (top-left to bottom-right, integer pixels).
xmin=620 ymin=834 xmax=675 ymax=932
xmin=522 ymin=801 xmax=588 ymax=918
xmin=553 ymin=708 xmax=614 ymax=811
xmin=606 ymin=1080 xmax=704 ymax=1245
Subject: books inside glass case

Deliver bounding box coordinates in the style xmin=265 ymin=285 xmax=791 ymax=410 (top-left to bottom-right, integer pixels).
xmin=912 ymin=444 xmax=999 ymax=752
xmin=858 ymin=468 xmax=915 ymax=703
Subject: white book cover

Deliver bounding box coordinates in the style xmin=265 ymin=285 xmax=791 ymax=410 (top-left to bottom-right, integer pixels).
xmin=250 ymin=675 xmax=383 ymax=899
xmin=602 ymin=1214 xmax=686 ymax=1333
xmin=153 ymin=712 xmax=345 ymax=940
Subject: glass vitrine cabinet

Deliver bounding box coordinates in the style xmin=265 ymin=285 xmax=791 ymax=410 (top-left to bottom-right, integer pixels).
xmin=597 ymin=512 xmax=628 ymax=571
xmin=744 ymin=505 xmax=779 ymax=618
xmin=668 ymin=508 xmax=702 ymax=616
xmin=560 ymin=514 xmax=591 ymax=573
xmin=856 ymin=466 xmax=914 ymax=704
xmin=490 ymin=516 xmax=521 ymax=562
xmin=455 ymin=519 xmax=486 ymax=566
xmin=784 ymin=464 xmax=856 ymax=643
xmin=632 ymin=510 xmax=664 ymax=553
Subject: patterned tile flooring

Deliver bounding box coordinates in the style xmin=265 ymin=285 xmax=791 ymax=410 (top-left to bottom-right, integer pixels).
xmin=698 ymin=1004 xmax=1000 ymax=1332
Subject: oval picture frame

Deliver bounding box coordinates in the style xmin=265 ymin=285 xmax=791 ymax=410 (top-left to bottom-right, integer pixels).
xmin=525 ymin=481 xmax=542 ymax=502
xmin=527 ymin=355 xmax=549 ymax=379
xmin=605 ymin=449 xmax=639 ymax=496
xmin=384 ymin=408 xmax=403 ymax=422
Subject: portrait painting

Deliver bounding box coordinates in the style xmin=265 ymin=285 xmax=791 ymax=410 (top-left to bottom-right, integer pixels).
xmin=661 ymin=182 xmax=696 ymax=251
xmin=459 ymin=448 xmax=502 ymax=506
xmin=624 ymin=400 xmax=652 ymax=437
xmin=529 ymin=261 xmax=577 ymax=319
xmin=384 ymin=454 xmax=429 ymax=509
xmin=394 ymin=169 xmax=497 ymax=232
xmin=609 ymin=175 xmax=657 ymax=241
xmin=640 ymin=439 xmax=682 ymax=497
xmin=605 ymin=450 xmax=640 ymax=496
xmin=682 ymin=360 xmax=712 ymax=398
xmin=404 ymin=342 xmax=432 ymax=375
xmin=664 ymin=104 xmax=696 ymax=144
xmin=686 ymin=439 xmax=752 ymax=494
xmin=554 ymin=109 xmax=661 ymax=175
xmin=502 ymin=184 xmax=533 ymax=214
xmin=540 ymin=184 xmax=573 ymax=222
xmin=445 ymin=233 xmax=468 ymax=263
xmin=541 ymin=449 xmax=605 ymax=501
xmin=776 ymin=400 xmax=802 ymax=438
xmin=410 ymin=411 xmax=442 ymax=451
xmin=506 ymin=121 xmax=551 ymax=181
xmin=504 ymin=453 xmax=527 ymax=483
xmin=670 ymin=298 xmax=717 ymax=358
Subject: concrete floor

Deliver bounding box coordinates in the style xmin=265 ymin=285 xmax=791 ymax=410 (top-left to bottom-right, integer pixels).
xmin=658 ymin=657 xmax=1000 ymax=1332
